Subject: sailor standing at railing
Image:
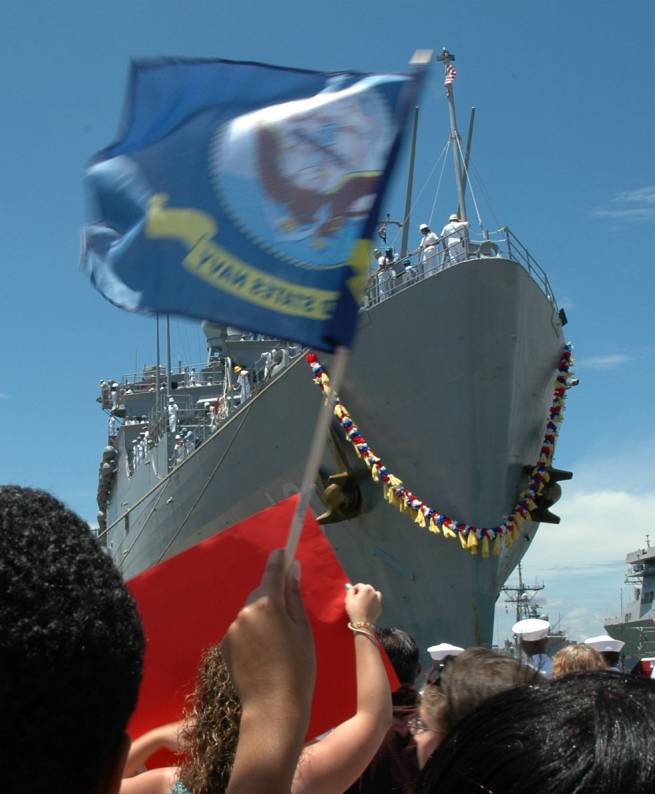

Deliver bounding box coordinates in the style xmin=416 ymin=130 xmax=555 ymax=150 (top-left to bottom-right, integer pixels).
xmin=168 ymin=397 xmax=179 ymax=434
xmin=174 ymin=434 xmax=185 ymax=464
xmin=418 ymin=222 xmax=440 ymax=273
xmin=440 ymin=212 xmax=469 ymax=265
xmin=377 ymin=247 xmax=394 ymax=299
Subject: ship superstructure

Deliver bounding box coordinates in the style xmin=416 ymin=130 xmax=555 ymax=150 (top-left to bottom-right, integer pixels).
xmin=605 ymin=539 xmax=655 ymax=667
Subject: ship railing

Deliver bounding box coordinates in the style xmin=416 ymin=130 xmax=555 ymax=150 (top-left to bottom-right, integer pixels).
xmin=164 ymin=345 xmax=302 ymax=471
xmin=364 ymin=225 xmax=558 ymax=312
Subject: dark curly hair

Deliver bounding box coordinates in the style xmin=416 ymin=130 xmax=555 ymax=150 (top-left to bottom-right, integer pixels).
xmin=0 ymin=485 xmax=144 ymax=794
xmin=178 ymin=643 xmax=241 ymax=794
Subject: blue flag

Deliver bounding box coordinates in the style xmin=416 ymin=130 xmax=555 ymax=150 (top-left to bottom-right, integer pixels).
xmin=82 ymin=57 xmax=427 ymax=351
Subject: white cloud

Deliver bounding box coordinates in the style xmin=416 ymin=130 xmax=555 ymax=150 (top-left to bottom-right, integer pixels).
xmin=528 ymin=488 xmax=655 ymax=572
xmin=593 ymin=185 xmax=655 ymax=222
xmin=576 ymin=352 xmax=632 ymax=370
xmin=615 ymin=186 xmax=655 ymax=204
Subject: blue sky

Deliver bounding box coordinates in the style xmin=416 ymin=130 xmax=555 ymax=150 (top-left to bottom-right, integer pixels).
xmin=1 ymin=1 xmax=653 ymax=642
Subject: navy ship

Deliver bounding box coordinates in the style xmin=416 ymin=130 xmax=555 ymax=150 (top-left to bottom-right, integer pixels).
xmin=94 ymin=50 xmax=572 ymax=654
xmin=605 ymin=539 xmax=655 ymax=669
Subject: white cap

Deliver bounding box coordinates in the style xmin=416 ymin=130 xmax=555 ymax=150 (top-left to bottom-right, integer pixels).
xmin=168 ymin=397 xmax=174 ymax=402
xmin=448 ymin=213 xmax=459 ymax=221
xmin=512 ymin=618 xmax=550 ymax=641
xmin=419 ymin=223 xmax=429 ymax=231
xmin=427 ymin=642 xmax=465 ymax=661
xmin=583 ymin=634 xmax=625 ymax=653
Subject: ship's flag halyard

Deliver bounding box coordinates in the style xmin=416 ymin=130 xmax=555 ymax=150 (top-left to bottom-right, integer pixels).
xmin=82 ymin=57 xmax=427 ymax=352
xmin=126 ymin=496 xmax=398 ymax=760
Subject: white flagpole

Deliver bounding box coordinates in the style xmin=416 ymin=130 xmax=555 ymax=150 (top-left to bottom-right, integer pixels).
xmin=284 ymin=346 xmax=349 ymax=568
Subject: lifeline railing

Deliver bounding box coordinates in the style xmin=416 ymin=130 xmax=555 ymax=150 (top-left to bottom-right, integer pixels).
xmin=365 ymin=225 xmax=558 ymax=312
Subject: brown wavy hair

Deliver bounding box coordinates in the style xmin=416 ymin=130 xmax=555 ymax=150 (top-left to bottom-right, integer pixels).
xmin=177 ymin=643 xmax=241 ymax=794
xmin=552 ymin=643 xmax=606 ymax=677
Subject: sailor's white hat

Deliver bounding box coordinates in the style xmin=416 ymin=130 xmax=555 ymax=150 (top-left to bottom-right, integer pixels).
xmin=419 ymin=223 xmax=429 ymax=231
xmin=448 ymin=212 xmax=459 ymax=221
xmin=427 ymin=642 xmax=465 ymax=661
xmin=512 ymin=618 xmax=550 ymax=641
xmin=168 ymin=396 xmax=174 ymax=402
xmin=583 ymin=634 xmax=625 ymax=653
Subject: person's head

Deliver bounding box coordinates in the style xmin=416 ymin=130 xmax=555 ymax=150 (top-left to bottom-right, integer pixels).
xmin=418 ymin=672 xmax=655 ymax=794
xmin=414 ymin=647 xmax=538 ymax=769
xmin=0 ymin=485 xmax=144 ymax=794
xmin=552 ymin=643 xmax=606 ymax=677
xmin=420 ymin=223 xmax=429 ymax=235
xmin=373 ymin=248 xmax=381 ymax=258
xmin=583 ymin=634 xmax=624 ymax=670
xmin=178 ymin=643 xmax=241 ymax=792
xmin=385 ymin=247 xmax=393 ymax=258
xmin=513 ymin=617 xmax=550 ymax=656
xmin=377 ymin=627 xmax=420 ymax=686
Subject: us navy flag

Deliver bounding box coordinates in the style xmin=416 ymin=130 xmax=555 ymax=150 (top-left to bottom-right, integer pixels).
xmin=82 ymin=57 xmax=427 ymax=351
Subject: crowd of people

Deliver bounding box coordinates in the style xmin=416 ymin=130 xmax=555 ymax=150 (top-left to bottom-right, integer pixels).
xmin=3 ymin=483 xmax=655 ymax=794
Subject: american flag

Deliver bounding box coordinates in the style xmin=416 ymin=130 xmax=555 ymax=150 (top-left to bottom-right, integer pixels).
xmin=444 ymin=63 xmax=457 ymax=88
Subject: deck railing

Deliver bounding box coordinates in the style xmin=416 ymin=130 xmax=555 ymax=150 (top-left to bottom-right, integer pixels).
xmin=365 ymin=225 xmax=558 ymax=312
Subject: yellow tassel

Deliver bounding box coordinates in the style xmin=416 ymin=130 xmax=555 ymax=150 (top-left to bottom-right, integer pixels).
xmin=370 ymin=466 xmax=379 ymax=483
xmin=334 ymin=404 xmax=347 ymax=419
xmin=429 ymin=517 xmax=441 ymax=534
xmin=320 ymin=373 xmax=330 ymax=386
xmin=415 ymin=510 xmax=426 ymax=528
xmin=467 ymin=532 xmax=479 ymax=552
xmin=505 ymin=529 xmax=514 ymax=548
xmin=481 ymin=536 xmax=490 ymax=559
xmin=458 ymin=531 xmax=468 ymax=549
xmin=443 ymin=524 xmax=457 ymax=539
xmin=492 ymin=534 xmax=502 ymax=556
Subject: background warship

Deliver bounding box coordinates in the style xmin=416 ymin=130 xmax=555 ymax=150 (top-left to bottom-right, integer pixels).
xmin=94 ymin=51 xmax=570 ymax=655
xmin=605 ymin=538 xmax=655 ymax=669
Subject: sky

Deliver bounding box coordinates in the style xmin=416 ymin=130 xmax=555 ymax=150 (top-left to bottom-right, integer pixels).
xmin=0 ymin=0 xmax=653 ymax=643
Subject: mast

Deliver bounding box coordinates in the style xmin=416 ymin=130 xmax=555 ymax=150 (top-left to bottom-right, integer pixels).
xmin=400 ymin=106 xmax=420 ymax=258
xmin=155 ymin=314 xmax=161 ymax=416
xmin=165 ymin=314 xmax=172 ymax=395
xmin=437 ymin=48 xmax=467 ymax=222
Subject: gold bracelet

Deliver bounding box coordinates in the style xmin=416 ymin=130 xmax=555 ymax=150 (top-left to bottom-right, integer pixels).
xmin=349 ymin=621 xmax=376 ymax=632
xmin=347 ymin=622 xmax=379 ymax=645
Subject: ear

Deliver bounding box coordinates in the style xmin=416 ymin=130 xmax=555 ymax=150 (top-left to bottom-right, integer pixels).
xmin=99 ymin=733 xmax=131 ymax=794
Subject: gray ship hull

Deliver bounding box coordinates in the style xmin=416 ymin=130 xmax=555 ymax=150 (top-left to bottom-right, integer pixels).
xmin=106 ymin=257 xmax=564 ymax=654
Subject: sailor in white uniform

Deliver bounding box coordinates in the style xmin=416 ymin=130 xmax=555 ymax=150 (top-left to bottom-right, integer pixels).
xmin=583 ymin=634 xmax=625 ymax=672
xmin=512 ymin=618 xmax=552 ymax=678
xmin=425 ymin=642 xmax=465 ymax=685
xmin=440 ymin=213 xmax=469 ymax=265
xmin=418 ymin=222 xmax=440 ymax=273
xmin=174 ymin=434 xmax=185 ymax=465
xmin=377 ymin=247 xmax=394 ymax=299
xmin=168 ymin=397 xmax=179 ymax=434
xmin=108 ymin=415 xmax=118 ymax=439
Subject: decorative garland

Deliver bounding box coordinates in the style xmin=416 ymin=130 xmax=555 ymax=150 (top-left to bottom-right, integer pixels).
xmin=306 ymin=345 xmax=575 ymax=558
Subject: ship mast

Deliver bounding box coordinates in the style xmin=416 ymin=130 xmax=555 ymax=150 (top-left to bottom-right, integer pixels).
xmin=501 ymin=562 xmax=545 ymax=625
xmin=437 ymin=48 xmax=468 ymax=222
